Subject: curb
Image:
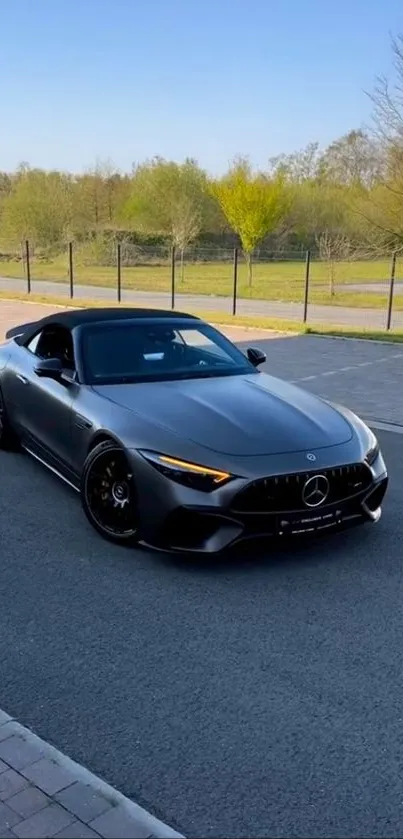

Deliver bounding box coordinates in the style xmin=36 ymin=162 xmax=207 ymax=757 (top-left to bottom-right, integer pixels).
xmin=0 ymin=709 xmax=185 ymax=838
xmin=306 ymin=331 xmax=403 ymax=346
xmin=363 ymin=418 xmax=403 ymax=435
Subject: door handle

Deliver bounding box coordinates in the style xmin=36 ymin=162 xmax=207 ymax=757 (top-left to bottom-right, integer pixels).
xmin=16 ymin=374 xmax=29 ymax=385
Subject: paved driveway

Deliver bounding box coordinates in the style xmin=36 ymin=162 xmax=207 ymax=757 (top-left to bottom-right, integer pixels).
xmin=0 ymin=431 xmax=401 ymax=838
xmin=1 ymin=302 xmax=402 ymax=838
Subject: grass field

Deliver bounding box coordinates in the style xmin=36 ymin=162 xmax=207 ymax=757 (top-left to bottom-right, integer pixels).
xmin=0 ymin=254 xmax=402 ymax=310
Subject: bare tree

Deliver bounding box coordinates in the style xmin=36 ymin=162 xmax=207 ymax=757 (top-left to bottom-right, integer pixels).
xmin=359 ymin=34 xmax=403 ymax=245
xmin=316 ymin=231 xmax=353 ymax=296
xmin=369 ymin=35 xmax=403 ymax=145
xmin=268 ymin=142 xmax=324 ymax=183
xmin=321 ymin=130 xmax=383 ymax=188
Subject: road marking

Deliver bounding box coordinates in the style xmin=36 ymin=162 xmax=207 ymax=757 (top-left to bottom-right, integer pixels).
xmin=291 ymin=353 xmax=403 ymax=384
xmin=366 ymin=420 xmax=403 ymax=435
xmin=304 ymin=333 xmax=403 ymax=346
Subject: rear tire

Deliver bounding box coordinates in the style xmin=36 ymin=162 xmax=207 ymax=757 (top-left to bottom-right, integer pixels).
xmin=0 ymin=388 xmax=19 ymax=451
xmin=81 ymin=440 xmax=140 ymax=546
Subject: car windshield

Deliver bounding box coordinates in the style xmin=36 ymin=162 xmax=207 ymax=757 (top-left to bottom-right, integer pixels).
xmin=81 ymin=320 xmax=257 ymax=385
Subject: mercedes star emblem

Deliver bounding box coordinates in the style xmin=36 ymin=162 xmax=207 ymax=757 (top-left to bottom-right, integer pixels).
xmin=306 ymin=452 xmax=316 ymax=462
xmin=301 ymin=474 xmax=330 ymax=508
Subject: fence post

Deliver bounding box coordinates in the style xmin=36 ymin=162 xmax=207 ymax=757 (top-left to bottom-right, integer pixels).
xmin=68 ymin=242 xmax=74 ymax=298
xmin=386 ymin=251 xmax=397 ymax=331
xmin=171 ymin=245 xmax=176 ymax=310
xmin=117 ymin=242 xmax=122 ymax=303
xmin=25 ymin=240 xmax=31 ymax=294
xmin=232 ymin=247 xmax=238 ymax=316
xmin=303 ymin=249 xmax=311 ymax=323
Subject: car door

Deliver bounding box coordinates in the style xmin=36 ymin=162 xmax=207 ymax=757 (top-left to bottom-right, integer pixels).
xmin=7 ymin=324 xmax=78 ymax=470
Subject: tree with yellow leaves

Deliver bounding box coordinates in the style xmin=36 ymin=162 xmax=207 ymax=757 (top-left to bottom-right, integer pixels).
xmin=210 ymin=158 xmax=289 ymax=286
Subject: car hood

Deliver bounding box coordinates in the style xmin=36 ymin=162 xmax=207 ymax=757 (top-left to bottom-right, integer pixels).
xmin=94 ymin=372 xmax=353 ymax=457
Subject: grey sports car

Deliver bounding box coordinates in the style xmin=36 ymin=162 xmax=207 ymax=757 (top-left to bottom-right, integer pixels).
xmin=0 ymin=307 xmax=388 ymax=554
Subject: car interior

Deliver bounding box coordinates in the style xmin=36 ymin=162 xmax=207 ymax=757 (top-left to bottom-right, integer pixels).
xmin=84 ymin=325 xmax=236 ymax=381
xmin=27 ymin=325 xmax=76 ymax=370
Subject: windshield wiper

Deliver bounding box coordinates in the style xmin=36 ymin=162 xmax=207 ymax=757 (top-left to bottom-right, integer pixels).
xmin=173 ymin=369 xmax=239 ymax=380
xmin=94 ymin=368 xmax=243 ymax=385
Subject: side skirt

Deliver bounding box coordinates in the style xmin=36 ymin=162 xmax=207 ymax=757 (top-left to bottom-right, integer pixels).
xmin=22 ymin=444 xmax=80 ymax=493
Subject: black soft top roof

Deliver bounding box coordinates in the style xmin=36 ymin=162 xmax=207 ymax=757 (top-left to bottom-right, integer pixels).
xmin=8 ymin=307 xmax=200 ymax=344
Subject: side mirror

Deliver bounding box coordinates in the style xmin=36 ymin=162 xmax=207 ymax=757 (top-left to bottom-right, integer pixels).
xmin=247 ymin=347 xmax=267 ymax=367
xmin=34 ymin=357 xmax=64 ymax=381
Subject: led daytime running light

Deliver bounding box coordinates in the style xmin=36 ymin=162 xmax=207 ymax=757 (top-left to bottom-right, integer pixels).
xmin=159 ymin=455 xmax=230 ymax=484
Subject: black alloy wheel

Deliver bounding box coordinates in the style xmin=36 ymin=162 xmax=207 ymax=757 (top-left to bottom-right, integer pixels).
xmin=81 ymin=440 xmax=140 ymax=544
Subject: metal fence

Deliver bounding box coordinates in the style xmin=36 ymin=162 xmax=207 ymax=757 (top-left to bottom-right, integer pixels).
xmin=0 ymin=240 xmax=402 ymax=331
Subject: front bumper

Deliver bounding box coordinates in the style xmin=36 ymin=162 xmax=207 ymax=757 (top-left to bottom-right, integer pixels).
xmin=136 ymin=452 xmax=389 ymax=555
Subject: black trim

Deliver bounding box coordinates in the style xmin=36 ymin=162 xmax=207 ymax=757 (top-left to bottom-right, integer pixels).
xmin=231 ymin=463 xmax=373 ymax=514
xmin=143 ymin=475 xmax=388 ymax=554
xmin=6 ymin=321 xmax=38 ymax=341
xmin=8 ymin=309 xmax=200 ymax=347
xmin=74 ymin=414 xmax=93 ymax=430
xmin=21 ymin=433 xmax=80 ymax=488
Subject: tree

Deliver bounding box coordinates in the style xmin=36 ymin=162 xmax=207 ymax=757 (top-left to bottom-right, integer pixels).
xmin=210 ymin=158 xmax=288 ymax=286
xmin=0 ymin=173 xmax=12 ymax=198
xmin=1 ymin=168 xmax=73 ymax=247
xmin=268 ymin=142 xmax=324 ymax=183
xmin=320 ymin=130 xmax=382 ymax=188
xmin=124 ymin=157 xmax=209 ymax=280
xmin=286 ymin=174 xmax=365 ymax=289
xmin=72 ymin=159 xmax=124 ymax=232
xmin=360 ymin=33 xmax=403 ymax=248
xmin=316 ymin=230 xmax=353 ymax=296
xmin=370 ymin=34 xmax=403 ymax=146
xmin=0 ymin=173 xmax=13 ymax=239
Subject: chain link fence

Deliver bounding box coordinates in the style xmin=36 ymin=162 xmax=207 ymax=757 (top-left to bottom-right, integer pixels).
xmin=0 ymin=238 xmax=402 ymax=330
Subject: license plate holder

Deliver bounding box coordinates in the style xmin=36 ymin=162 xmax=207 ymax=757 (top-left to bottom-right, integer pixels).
xmin=277 ymin=506 xmax=346 ymax=536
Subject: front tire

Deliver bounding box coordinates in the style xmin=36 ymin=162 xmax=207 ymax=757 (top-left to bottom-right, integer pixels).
xmin=0 ymin=388 xmax=19 ymax=451
xmin=81 ymin=440 xmax=140 ymax=545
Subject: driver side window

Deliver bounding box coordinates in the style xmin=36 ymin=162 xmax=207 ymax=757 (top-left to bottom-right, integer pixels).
xmin=26 ymin=325 xmax=75 ymax=370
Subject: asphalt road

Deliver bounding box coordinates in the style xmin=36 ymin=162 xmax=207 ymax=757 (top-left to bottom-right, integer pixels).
xmin=1 ymin=275 xmax=403 ymax=330
xmin=1 ymin=338 xmax=403 ymax=838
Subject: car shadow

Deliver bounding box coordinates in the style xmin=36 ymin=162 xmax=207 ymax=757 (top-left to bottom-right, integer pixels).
xmin=154 ymin=526 xmax=369 ymax=575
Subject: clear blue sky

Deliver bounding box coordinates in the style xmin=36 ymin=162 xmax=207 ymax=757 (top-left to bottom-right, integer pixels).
xmin=0 ymin=0 xmax=401 ymax=174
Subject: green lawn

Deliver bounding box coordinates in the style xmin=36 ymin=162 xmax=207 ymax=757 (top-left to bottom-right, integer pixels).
xmin=0 ymin=255 xmax=401 ymax=310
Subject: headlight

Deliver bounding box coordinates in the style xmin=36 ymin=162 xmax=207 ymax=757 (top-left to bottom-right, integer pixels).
xmin=349 ymin=415 xmax=379 ymax=466
xmin=139 ymin=450 xmax=235 ymax=492
xmin=362 ymin=426 xmax=379 ymax=465
xmin=365 ymin=437 xmax=380 ymax=466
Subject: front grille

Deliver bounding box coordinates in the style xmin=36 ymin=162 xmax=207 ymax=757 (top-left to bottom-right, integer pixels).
xmin=231 ymin=463 xmax=372 ymax=514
